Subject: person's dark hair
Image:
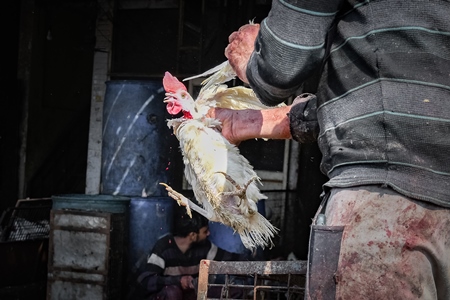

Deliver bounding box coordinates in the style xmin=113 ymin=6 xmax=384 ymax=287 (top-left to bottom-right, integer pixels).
xmin=173 ymin=210 xmax=208 ymax=237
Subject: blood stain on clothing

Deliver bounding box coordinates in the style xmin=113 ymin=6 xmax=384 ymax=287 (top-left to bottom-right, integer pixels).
xmin=339 ymin=251 xmax=360 ymax=270
xmin=385 ymin=228 xmax=392 ymax=238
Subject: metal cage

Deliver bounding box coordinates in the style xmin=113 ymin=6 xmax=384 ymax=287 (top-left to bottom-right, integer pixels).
xmin=197 ymin=260 xmax=307 ymax=300
xmin=0 ymin=198 xmax=52 ymax=242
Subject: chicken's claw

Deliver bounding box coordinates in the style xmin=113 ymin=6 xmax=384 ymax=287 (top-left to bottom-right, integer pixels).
xmin=215 ymin=172 xmax=259 ymax=208
xmin=159 ymin=183 xmax=192 ymax=218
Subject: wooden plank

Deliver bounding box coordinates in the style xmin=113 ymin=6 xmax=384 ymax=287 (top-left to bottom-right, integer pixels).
xmin=205 ymin=260 xmax=307 ymax=275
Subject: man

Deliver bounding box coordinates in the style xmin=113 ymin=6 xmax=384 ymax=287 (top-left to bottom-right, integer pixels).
xmin=208 ymin=1 xmax=450 ymax=299
xmin=134 ymin=210 xmax=240 ymax=300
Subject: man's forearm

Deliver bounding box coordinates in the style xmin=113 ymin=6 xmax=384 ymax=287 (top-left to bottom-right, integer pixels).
xmin=231 ymin=106 xmax=292 ymax=141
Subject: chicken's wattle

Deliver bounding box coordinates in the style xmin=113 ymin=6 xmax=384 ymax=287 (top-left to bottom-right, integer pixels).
xmin=183 ymin=111 xmax=193 ymax=119
xmin=166 ymin=101 xmax=182 ymax=115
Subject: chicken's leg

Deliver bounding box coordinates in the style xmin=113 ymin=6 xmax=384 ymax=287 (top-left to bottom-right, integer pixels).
xmin=216 ymin=172 xmax=258 ymax=204
xmin=159 ymin=183 xmax=212 ymax=219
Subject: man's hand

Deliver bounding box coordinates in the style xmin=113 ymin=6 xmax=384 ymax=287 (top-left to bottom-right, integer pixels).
xmin=225 ymin=23 xmax=260 ymax=84
xmin=180 ymin=275 xmax=195 ymax=290
xmin=206 ymin=107 xmax=242 ymax=146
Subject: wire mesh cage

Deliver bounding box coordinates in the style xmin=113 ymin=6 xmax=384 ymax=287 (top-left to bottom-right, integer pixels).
xmin=197 ymin=260 xmax=307 ymax=300
xmin=0 ymin=198 xmax=52 ymax=242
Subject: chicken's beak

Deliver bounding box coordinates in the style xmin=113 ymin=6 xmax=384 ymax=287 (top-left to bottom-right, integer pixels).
xmin=164 ymin=91 xmax=177 ymax=101
xmin=164 ymin=94 xmax=175 ymax=103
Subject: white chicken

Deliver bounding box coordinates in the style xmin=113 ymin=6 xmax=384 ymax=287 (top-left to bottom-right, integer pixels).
xmin=160 ymin=71 xmax=281 ymax=250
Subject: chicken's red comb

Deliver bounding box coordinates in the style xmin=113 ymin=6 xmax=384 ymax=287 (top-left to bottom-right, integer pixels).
xmin=163 ymin=72 xmax=187 ymax=93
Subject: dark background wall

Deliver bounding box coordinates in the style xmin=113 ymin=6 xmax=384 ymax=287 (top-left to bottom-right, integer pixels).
xmin=1 ymin=0 xmax=101 ymax=212
xmin=1 ymin=1 xmax=24 ymax=212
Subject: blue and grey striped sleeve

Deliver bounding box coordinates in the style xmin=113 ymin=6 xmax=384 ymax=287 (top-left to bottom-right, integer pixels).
xmin=247 ymin=0 xmax=342 ymax=106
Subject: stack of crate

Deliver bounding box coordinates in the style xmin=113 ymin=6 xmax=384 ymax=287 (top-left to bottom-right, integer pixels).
xmin=46 ymin=194 xmax=130 ymax=300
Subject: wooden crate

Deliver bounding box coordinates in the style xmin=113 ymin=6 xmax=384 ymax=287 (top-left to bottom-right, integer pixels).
xmin=47 ymin=209 xmax=127 ymax=300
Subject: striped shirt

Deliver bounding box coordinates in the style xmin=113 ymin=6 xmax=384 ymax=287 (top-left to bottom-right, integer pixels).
xmin=136 ymin=234 xmax=238 ymax=295
xmin=248 ymin=0 xmax=450 ymax=206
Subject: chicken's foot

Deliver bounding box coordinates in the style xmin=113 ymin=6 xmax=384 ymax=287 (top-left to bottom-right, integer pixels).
xmin=216 ymin=172 xmax=258 ymax=206
xmin=159 ymin=183 xmax=192 ymax=217
xmin=159 ymin=183 xmax=212 ymax=219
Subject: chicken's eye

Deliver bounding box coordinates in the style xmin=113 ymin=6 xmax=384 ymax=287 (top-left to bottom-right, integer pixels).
xmin=181 ymin=92 xmax=186 ymax=99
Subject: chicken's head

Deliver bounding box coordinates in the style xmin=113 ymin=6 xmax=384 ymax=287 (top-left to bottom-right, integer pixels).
xmin=163 ymin=72 xmax=195 ymax=118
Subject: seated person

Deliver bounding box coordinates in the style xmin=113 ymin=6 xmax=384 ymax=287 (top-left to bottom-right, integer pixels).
xmin=134 ymin=209 xmax=241 ymax=300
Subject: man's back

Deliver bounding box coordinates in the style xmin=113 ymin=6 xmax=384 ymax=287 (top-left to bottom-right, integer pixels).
xmin=316 ymin=0 xmax=450 ymax=206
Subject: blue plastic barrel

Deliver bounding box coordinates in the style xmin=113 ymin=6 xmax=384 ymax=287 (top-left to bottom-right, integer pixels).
xmin=128 ymin=197 xmax=174 ymax=272
xmin=101 ymin=80 xmax=178 ymax=197
xmin=208 ymin=199 xmax=266 ymax=255
xmin=208 ymin=221 xmax=246 ymax=254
